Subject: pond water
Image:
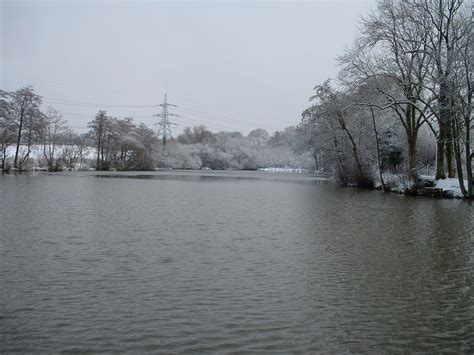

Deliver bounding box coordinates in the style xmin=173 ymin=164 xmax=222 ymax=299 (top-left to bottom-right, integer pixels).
xmin=0 ymin=171 xmax=473 ymax=352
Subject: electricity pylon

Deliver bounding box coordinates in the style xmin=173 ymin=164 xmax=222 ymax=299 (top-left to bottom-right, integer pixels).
xmin=155 ymin=94 xmax=178 ymax=146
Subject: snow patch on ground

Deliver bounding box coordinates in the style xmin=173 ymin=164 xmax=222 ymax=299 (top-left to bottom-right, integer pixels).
xmin=258 ymin=167 xmax=308 ymax=173
xmin=435 ymin=178 xmax=466 ymax=198
xmin=374 ymin=172 xmax=411 ymax=193
xmin=5 ymin=145 xmax=96 ymax=160
xmin=374 ymin=172 xmax=468 ymax=198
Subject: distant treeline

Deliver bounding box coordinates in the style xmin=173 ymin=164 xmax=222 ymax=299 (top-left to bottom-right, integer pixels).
xmin=0 ymin=88 xmax=315 ymax=173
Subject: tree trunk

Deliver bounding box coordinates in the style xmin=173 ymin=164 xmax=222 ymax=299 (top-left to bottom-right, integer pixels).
xmin=469 ymin=152 xmax=474 ymax=198
xmin=466 ymin=128 xmax=473 ymax=199
xmin=407 ymin=135 xmax=417 ymax=179
xmin=453 ymin=119 xmax=467 ymax=197
xmin=446 ymin=120 xmax=455 ymax=178
xmin=22 ymin=121 xmax=33 ymax=171
xmin=370 ymin=106 xmax=385 ymax=191
xmin=403 ymin=103 xmax=418 ymax=180
xmin=436 ymin=82 xmax=452 ymax=180
xmin=337 ymin=112 xmax=365 ymax=181
xmin=1 ymin=146 xmax=6 ymax=171
xmin=104 ymin=133 xmax=111 ymax=168
xmin=328 ymin=119 xmax=345 ymax=184
xmin=96 ymin=131 xmax=101 ymax=170
xmin=435 ymin=122 xmax=446 ymax=179
xmin=13 ymin=111 xmax=24 ymax=169
xmin=314 ymin=151 xmax=319 ymax=171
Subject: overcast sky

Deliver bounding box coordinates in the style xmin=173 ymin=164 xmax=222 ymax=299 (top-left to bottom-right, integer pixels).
xmin=1 ymin=0 xmax=374 ymax=135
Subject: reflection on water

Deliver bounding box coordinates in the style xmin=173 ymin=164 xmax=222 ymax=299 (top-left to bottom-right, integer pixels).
xmin=95 ymin=170 xmax=326 ymax=184
xmin=0 ymin=171 xmax=472 ymax=352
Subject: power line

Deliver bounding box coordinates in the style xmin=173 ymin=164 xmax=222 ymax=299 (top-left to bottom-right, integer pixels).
xmin=43 ymin=97 xmax=157 ymax=108
xmin=62 ymin=114 xmax=267 ymax=135
xmin=41 ymin=95 xmax=281 ymax=133
xmin=174 ymin=115 xmax=244 ymax=132
xmin=61 ymin=112 xmax=157 ymax=119
xmin=60 ymin=112 xmax=95 ymax=117
xmin=61 ymin=111 xmax=272 ymax=133
xmin=174 ymin=105 xmax=277 ymax=129
xmin=43 ymin=96 xmax=274 ymax=128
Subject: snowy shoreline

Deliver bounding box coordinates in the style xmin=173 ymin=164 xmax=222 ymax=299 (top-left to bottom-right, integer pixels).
xmin=2 ymin=167 xmax=468 ymax=199
xmin=370 ymin=173 xmax=469 ymax=199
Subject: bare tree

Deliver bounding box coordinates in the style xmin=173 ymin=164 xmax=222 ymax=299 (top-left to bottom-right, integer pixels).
xmin=0 ymin=106 xmax=16 ymax=171
xmin=0 ymin=87 xmax=44 ymax=170
xmin=60 ymin=130 xmax=87 ymax=170
xmin=305 ymin=80 xmax=373 ymax=186
xmin=451 ymin=6 xmax=473 ymax=197
xmin=40 ymin=107 xmax=68 ymax=171
xmin=339 ymin=0 xmax=433 ymax=180
xmin=401 ymin=0 xmax=468 ymax=179
xmin=87 ymin=110 xmax=111 ymax=170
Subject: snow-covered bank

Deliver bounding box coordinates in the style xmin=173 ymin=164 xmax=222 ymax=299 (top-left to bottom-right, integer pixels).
xmin=2 ymin=144 xmax=95 ymax=171
xmin=435 ymin=178 xmax=468 ymax=199
xmin=4 ymin=145 xmax=96 ymax=161
xmin=258 ymin=167 xmax=308 ymax=173
xmin=373 ymin=173 xmax=470 ymax=199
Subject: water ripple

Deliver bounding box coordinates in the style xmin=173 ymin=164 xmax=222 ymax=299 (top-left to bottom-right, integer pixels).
xmin=0 ymin=172 xmax=472 ymax=352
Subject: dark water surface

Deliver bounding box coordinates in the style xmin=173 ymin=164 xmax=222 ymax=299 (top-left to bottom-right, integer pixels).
xmin=1 ymin=171 xmax=473 ymax=353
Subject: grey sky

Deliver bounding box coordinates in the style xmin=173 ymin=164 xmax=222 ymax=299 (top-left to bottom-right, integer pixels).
xmin=1 ymin=0 xmax=373 ymax=135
